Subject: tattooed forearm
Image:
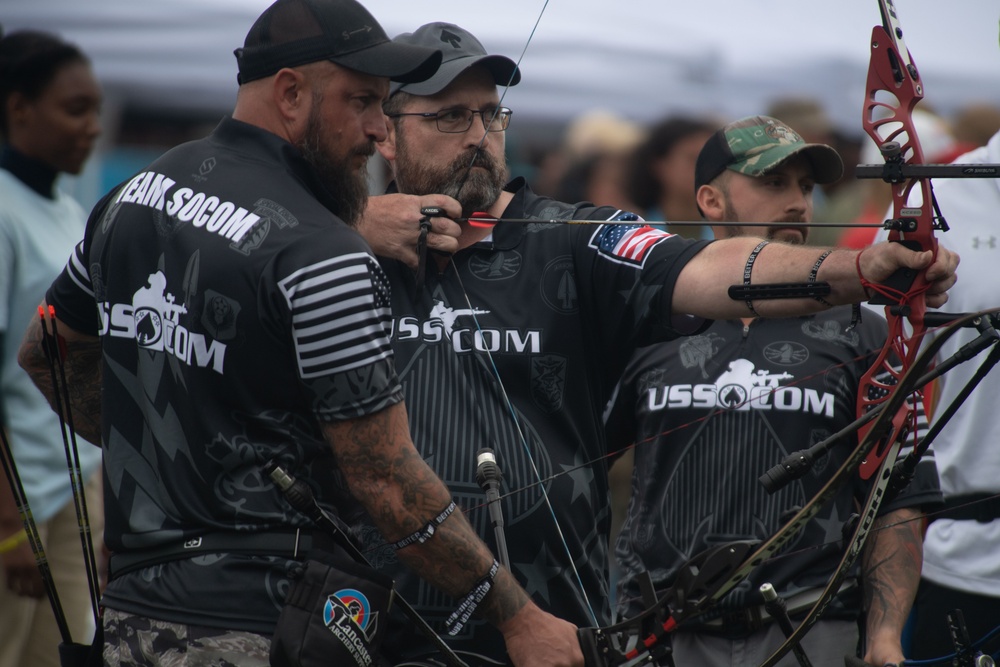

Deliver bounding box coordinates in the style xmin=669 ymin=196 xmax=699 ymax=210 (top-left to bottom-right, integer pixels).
xmin=17 ymin=313 xmax=103 ymax=445
xmin=322 ymin=401 xmax=529 ymax=627
xmin=862 ymin=507 xmax=923 ymax=643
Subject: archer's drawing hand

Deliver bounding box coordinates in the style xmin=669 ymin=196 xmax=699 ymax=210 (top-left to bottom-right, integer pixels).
xmin=359 ymin=194 xmax=462 ymax=269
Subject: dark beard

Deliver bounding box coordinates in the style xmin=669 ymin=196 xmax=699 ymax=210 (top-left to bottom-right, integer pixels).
xmin=394 ymin=135 xmax=508 ymax=217
xmin=297 ymin=112 xmax=373 ymax=228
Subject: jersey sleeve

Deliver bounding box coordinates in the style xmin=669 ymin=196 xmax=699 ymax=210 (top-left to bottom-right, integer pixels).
xmin=45 ymin=187 xmax=123 ymax=335
xmin=602 ymin=366 xmax=639 ymax=459
xmin=45 ymin=239 xmax=100 ymax=335
xmin=268 ymin=232 xmax=403 ymax=423
xmin=573 ymin=213 xmax=712 ymax=385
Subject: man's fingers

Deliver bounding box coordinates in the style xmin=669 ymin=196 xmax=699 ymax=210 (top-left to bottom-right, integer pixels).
xmin=924 ymin=247 xmax=960 ymax=281
xmin=420 ymin=194 xmax=462 ymax=220
xmin=426 ymin=234 xmax=459 ymax=255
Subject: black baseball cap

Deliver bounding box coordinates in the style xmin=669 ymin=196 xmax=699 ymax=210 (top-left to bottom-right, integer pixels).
xmin=694 ymin=115 xmax=843 ymax=192
xmin=235 ymin=0 xmax=442 ymax=85
xmin=389 ymin=22 xmax=520 ymax=96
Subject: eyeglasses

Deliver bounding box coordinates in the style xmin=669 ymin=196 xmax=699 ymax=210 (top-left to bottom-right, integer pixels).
xmin=387 ymin=106 xmax=513 ymax=134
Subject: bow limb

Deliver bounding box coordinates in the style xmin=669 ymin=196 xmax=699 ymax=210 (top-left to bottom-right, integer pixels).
xmin=756 ymin=309 xmax=1000 ymax=667
xmin=579 ymin=304 xmax=1000 ymax=666
xmin=856 ymin=0 xmax=941 ymax=481
xmin=576 ymin=303 xmax=966 ymax=667
xmin=575 ymin=321 xmax=933 ymax=667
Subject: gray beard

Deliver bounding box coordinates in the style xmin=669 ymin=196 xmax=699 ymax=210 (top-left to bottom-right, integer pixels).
xmin=395 ymin=139 xmax=508 ymax=217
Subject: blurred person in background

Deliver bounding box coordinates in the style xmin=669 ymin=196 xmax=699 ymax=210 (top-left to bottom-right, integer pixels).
xmin=552 ymin=109 xmax=645 ymax=212
xmin=0 ymin=29 xmax=104 ymax=667
xmin=625 ymin=115 xmax=718 ymax=238
xmin=950 ymin=102 xmax=1000 ymax=150
xmin=872 ymin=121 xmax=1000 ymax=663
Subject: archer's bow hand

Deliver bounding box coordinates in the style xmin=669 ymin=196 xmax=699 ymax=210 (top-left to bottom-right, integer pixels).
xmin=858 ymin=242 xmax=959 ymax=308
xmin=359 ymin=193 xmax=462 ymax=268
xmin=501 ymin=599 xmax=584 ymax=667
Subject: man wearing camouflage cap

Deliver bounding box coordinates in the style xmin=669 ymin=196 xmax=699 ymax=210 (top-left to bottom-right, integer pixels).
xmin=607 ymin=115 xmax=939 ymax=667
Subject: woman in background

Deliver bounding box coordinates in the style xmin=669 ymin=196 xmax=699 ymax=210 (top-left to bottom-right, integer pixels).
xmin=0 ymin=28 xmax=103 ymax=667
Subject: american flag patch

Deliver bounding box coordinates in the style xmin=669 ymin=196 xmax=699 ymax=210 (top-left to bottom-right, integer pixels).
xmin=277 ymin=252 xmax=393 ymax=379
xmin=589 ymin=224 xmax=673 ymax=267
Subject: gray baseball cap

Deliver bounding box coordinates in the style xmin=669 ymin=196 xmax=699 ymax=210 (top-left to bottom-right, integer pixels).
xmin=389 ymin=22 xmax=520 ymax=96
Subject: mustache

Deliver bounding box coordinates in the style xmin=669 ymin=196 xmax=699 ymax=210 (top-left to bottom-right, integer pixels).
xmin=774 ymin=215 xmax=806 ymax=224
xmin=352 ymin=142 xmax=375 ymax=159
xmin=450 ymin=149 xmax=499 ymax=177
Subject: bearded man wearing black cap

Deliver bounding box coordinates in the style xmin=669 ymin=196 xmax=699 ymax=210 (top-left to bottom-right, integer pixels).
xmin=350 ymin=21 xmax=957 ymax=665
xmin=16 ymin=2 xmax=582 ymax=666
xmin=606 ymin=116 xmax=941 ymax=667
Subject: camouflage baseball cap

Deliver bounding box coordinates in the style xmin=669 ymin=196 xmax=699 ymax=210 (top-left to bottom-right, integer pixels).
xmin=694 ymin=115 xmax=843 ymax=192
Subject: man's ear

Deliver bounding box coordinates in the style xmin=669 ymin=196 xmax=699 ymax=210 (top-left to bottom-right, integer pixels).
xmin=376 ymin=116 xmax=397 ymax=162
xmin=272 ymin=67 xmax=308 ymax=128
xmin=696 ymin=183 xmax=725 ymax=222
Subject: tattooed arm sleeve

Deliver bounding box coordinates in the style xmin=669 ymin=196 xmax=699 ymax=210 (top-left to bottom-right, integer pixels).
xmin=17 ymin=303 xmax=103 ymax=446
xmin=860 ymin=506 xmax=923 ymax=664
xmin=320 ymin=399 xmax=531 ymax=627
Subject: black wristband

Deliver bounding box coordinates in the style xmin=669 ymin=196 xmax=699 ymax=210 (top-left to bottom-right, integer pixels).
xmin=809 ymin=250 xmax=835 ymax=307
xmin=445 ymin=559 xmax=500 ymax=635
xmin=741 ymin=240 xmax=769 ymax=317
xmin=391 ymin=501 xmax=457 ymax=550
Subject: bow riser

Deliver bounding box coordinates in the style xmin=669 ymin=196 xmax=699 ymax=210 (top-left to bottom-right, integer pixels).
xmin=856 ymin=7 xmax=938 ymax=480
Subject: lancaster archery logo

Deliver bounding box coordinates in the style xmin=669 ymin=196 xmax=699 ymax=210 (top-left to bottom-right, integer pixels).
xmin=762 ymin=340 xmax=810 ymax=366
xmin=323 ymin=588 xmax=379 ymax=666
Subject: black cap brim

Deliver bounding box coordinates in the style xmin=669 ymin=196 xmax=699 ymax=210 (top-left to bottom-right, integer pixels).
xmin=330 ymin=40 xmax=443 ymax=83
xmin=793 ymin=144 xmax=845 ymax=184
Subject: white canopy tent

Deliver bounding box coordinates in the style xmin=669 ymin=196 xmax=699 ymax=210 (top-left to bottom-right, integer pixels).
xmin=5 ymin=0 xmax=1000 ymax=206
xmin=5 ymin=0 xmax=1000 ymax=132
